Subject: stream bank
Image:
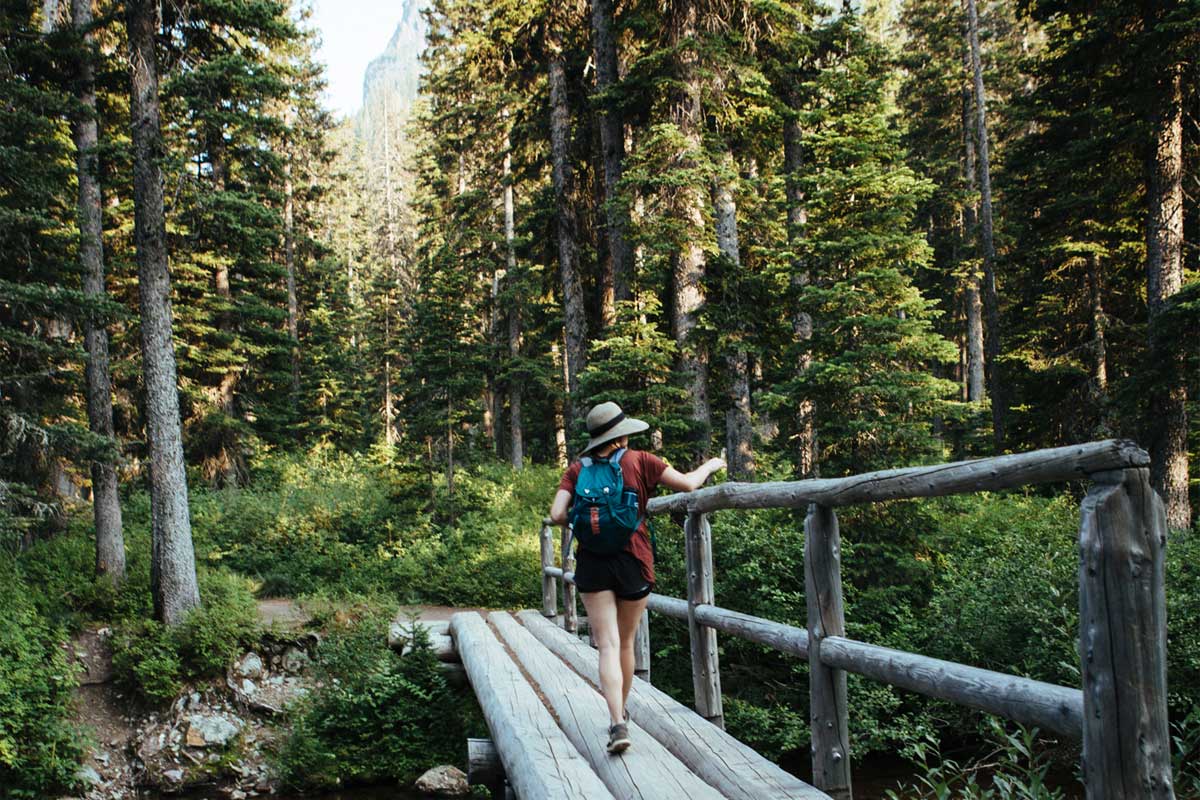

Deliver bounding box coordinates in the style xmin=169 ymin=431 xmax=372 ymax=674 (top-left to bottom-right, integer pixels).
xmin=64 ymin=602 xmax=472 ymax=800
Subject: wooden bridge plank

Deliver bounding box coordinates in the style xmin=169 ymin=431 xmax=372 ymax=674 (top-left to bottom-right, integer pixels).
xmin=516 ymin=610 xmax=829 ymax=800
xmin=490 ymin=612 xmax=726 ymax=800
xmin=448 ymin=612 xmax=615 ymax=800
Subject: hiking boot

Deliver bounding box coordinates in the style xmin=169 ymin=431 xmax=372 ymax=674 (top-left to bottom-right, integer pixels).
xmin=607 ymin=722 xmax=631 ymax=754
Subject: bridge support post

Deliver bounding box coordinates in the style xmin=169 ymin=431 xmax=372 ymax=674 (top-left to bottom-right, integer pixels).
xmin=685 ymin=511 xmax=723 ymax=728
xmin=1078 ymin=468 xmax=1175 ymax=800
xmin=540 ymin=519 xmax=557 ymax=618
xmin=561 ymin=524 xmax=578 ymax=633
xmin=634 ymin=608 xmax=650 ymax=683
xmin=805 ymin=503 xmax=852 ymax=800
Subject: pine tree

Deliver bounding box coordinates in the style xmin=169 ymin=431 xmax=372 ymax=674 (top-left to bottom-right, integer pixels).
xmin=785 ymin=14 xmax=958 ymax=474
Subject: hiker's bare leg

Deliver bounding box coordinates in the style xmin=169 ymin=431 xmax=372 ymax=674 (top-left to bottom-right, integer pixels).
xmin=581 ymin=589 xmax=623 ymax=725
xmin=616 ymin=594 xmax=650 ymax=710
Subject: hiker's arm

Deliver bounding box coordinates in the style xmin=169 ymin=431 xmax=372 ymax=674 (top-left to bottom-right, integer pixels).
xmin=660 ymin=457 xmax=726 ymax=493
xmin=549 ymin=489 xmax=573 ymax=526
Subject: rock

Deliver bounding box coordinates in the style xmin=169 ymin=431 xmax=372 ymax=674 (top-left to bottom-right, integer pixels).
xmin=163 ymin=768 xmax=184 ymax=784
xmin=235 ymin=652 xmax=264 ymax=679
xmin=231 ymin=791 xmax=248 ymax=800
xmin=414 ymin=765 xmax=469 ymax=796
xmin=281 ymin=647 xmax=310 ymax=674
xmin=241 ymin=678 xmax=257 ymax=694
xmin=185 ymin=714 xmax=242 ymax=748
xmin=96 ymin=752 xmax=110 ymax=765
xmin=75 ymin=765 xmax=102 ymax=786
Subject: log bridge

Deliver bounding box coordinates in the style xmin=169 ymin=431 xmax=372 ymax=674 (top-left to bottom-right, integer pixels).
xmin=397 ymin=440 xmax=1177 ymax=799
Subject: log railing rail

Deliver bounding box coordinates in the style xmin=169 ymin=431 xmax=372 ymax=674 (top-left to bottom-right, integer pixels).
xmin=538 ymin=440 xmax=1175 ymax=800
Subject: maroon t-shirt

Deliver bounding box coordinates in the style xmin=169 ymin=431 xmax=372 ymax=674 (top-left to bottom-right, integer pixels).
xmin=558 ymin=449 xmax=668 ymax=584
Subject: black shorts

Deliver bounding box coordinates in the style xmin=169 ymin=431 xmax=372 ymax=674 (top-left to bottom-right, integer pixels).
xmin=573 ymin=549 xmax=653 ymax=600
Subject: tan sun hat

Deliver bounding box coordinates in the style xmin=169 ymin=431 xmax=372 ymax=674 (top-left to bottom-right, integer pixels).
xmin=581 ymin=401 xmax=649 ymax=455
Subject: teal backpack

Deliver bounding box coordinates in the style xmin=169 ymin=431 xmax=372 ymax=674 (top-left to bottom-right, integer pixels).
xmin=568 ymin=448 xmax=642 ymax=555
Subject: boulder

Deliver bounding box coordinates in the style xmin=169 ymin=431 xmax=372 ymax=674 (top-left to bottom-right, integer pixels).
xmin=185 ymin=714 xmax=242 ymax=748
xmin=75 ymin=765 xmax=102 ymax=787
xmin=414 ymin=765 xmax=469 ymax=796
xmin=234 ymin=652 xmax=264 ymax=679
xmin=281 ymin=647 xmax=310 ymax=674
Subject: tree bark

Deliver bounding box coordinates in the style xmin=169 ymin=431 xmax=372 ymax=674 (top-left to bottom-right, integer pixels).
xmin=591 ymin=0 xmax=632 ymax=309
xmin=1086 ymin=252 xmax=1109 ymax=408
xmin=552 ymin=342 xmax=568 ymax=468
xmin=960 ymin=67 xmax=985 ymax=404
xmin=503 ymin=131 xmax=524 ymax=469
xmin=283 ymin=125 xmax=299 ymax=404
xmin=1144 ymin=54 xmax=1190 ymax=530
xmin=548 ymin=16 xmax=587 ymax=436
xmin=126 ymin=0 xmax=201 ymax=624
xmin=669 ymin=0 xmax=711 ymax=458
xmin=71 ymin=0 xmax=125 ymax=583
xmin=965 ymin=0 xmax=1005 ymax=449
xmin=711 ymin=156 xmax=753 ymax=479
xmin=383 ymin=95 xmax=398 ymax=446
xmin=784 ymin=92 xmax=815 ymax=476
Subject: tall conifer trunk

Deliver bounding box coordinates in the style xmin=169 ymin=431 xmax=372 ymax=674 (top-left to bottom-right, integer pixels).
xmin=784 ymin=89 xmax=815 ymax=476
xmin=503 ymin=130 xmax=523 ymax=469
xmin=965 ymin=0 xmax=1005 ymax=449
xmin=1144 ymin=49 xmax=1190 ymax=529
xmin=1085 ymin=252 xmax=1109 ymax=421
xmin=711 ymin=153 xmax=753 ymax=478
xmin=668 ymin=0 xmax=711 ymax=457
xmin=126 ymin=0 xmax=201 ymax=624
xmin=591 ymin=0 xmax=632 ymax=309
xmin=382 ymin=96 xmax=398 ymax=446
xmin=71 ymin=0 xmax=124 ymax=582
xmin=548 ymin=14 xmax=587 ymax=435
xmin=960 ymin=66 xmax=985 ymax=404
xmin=283 ymin=113 xmax=299 ymax=404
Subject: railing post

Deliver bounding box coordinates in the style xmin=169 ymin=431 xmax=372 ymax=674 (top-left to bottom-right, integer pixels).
xmin=685 ymin=510 xmax=723 ymax=727
xmin=561 ymin=524 xmax=578 ymax=633
xmin=1078 ymin=468 xmax=1175 ymax=800
xmin=805 ymin=503 xmax=852 ymax=800
xmin=540 ymin=518 xmax=557 ymax=618
xmin=634 ymin=608 xmax=650 ymax=683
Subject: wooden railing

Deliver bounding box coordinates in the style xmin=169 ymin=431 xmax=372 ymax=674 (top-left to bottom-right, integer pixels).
xmin=539 ymin=440 xmax=1177 ymax=800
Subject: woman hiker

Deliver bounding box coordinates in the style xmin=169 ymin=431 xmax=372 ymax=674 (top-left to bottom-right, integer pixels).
xmin=548 ymin=401 xmax=726 ymax=754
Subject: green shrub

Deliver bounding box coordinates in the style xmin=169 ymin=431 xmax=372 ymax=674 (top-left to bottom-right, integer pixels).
xmin=884 ymin=721 xmax=1067 ymax=800
xmin=0 ymin=559 xmax=84 ymax=798
xmin=110 ymin=570 xmax=260 ymax=704
xmin=275 ymin=610 xmax=465 ymax=789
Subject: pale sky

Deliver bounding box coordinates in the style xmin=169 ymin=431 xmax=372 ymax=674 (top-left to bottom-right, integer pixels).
xmin=308 ymin=0 xmax=404 ymax=119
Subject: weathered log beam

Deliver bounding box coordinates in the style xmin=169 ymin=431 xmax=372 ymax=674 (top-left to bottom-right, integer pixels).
xmin=490 ymin=612 xmax=725 ymax=800
xmin=806 ymin=504 xmax=851 ymax=799
xmin=648 ymin=440 xmax=1148 ymax=514
xmin=634 ymin=608 xmax=650 ymax=682
xmin=540 ymin=520 xmax=557 ymax=618
xmin=1078 ymin=468 xmax=1174 ymax=798
xmin=448 ymin=612 xmax=614 ymax=800
xmin=388 ymin=620 xmax=458 ymax=662
xmin=561 ymin=526 xmax=578 ymax=633
xmin=819 ymin=637 xmax=1082 ymax=738
xmin=646 ymin=592 xmax=688 ymax=620
xmin=685 ymin=512 xmax=723 ymax=728
xmin=517 ymin=610 xmax=829 ymax=800
xmin=467 ymin=738 xmax=506 ymax=798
